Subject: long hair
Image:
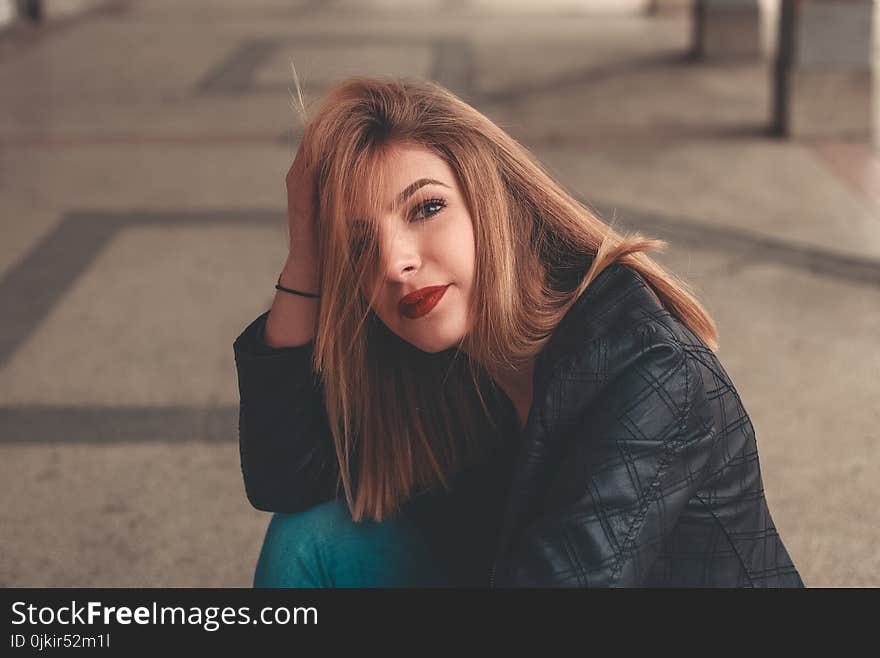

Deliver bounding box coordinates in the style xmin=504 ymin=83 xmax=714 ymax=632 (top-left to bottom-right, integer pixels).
xmin=289 ymin=74 xmax=719 ymax=522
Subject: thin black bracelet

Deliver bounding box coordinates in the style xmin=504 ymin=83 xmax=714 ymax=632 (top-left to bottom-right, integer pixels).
xmin=275 ymin=276 xmax=321 ymax=298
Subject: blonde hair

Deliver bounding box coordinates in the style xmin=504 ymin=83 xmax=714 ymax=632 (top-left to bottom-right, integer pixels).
xmin=289 ymin=75 xmax=718 ymax=522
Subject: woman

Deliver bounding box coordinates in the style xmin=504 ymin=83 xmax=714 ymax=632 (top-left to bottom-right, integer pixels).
xmin=233 ymin=76 xmax=804 ymax=588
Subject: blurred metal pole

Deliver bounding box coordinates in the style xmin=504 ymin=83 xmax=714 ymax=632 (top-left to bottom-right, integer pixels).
xmin=15 ymin=0 xmax=41 ymax=22
xmin=771 ymin=0 xmax=873 ymax=143
xmin=691 ymin=0 xmax=762 ymax=60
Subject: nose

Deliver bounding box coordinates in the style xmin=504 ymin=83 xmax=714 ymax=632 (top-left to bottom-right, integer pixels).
xmin=379 ymin=224 xmax=422 ymax=286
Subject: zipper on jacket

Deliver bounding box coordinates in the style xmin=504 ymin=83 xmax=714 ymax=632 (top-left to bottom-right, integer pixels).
xmin=489 ymin=562 xmax=497 ymax=589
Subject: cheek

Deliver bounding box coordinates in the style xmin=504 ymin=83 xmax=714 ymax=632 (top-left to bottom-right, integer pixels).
xmin=438 ymin=216 xmax=476 ymax=275
xmin=453 ymin=225 xmax=476 ymax=284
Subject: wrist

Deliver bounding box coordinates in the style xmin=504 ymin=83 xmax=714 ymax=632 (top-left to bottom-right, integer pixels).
xmin=279 ymin=255 xmax=319 ymax=294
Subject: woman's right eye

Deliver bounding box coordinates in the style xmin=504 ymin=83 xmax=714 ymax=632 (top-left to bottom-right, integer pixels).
xmin=410 ymin=197 xmax=447 ymax=222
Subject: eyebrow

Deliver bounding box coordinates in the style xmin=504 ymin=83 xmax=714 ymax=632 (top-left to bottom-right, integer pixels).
xmin=351 ymin=178 xmax=450 ymax=227
xmin=395 ymin=178 xmax=450 ymax=208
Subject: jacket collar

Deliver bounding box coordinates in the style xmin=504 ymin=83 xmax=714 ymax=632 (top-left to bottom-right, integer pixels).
xmin=532 ymin=262 xmax=634 ymax=400
xmin=489 ymin=262 xmax=648 ymax=443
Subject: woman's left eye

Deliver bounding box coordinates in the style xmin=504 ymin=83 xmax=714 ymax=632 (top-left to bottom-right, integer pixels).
xmin=411 ymin=197 xmax=447 ymax=222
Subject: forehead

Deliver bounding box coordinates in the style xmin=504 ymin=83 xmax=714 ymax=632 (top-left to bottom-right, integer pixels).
xmin=383 ymin=143 xmax=448 ymax=174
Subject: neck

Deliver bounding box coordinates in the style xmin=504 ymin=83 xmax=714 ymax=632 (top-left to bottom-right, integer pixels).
xmin=488 ymin=358 xmax=536 ymax=433
xmin=458 ymin=341 xmax=538 ymax=433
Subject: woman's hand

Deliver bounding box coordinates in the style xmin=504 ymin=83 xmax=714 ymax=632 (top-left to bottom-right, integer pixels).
xmin=267 ymin=136 xmax=322 ymax=348
xmin=285 ymin=135 xmax=319 ymax=263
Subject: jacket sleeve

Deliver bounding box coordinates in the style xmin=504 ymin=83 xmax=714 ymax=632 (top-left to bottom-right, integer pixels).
xmin=494 ymin=329 xmax=715 ymax=587
xmin=232 ymin=310 xmax=341 ymax=513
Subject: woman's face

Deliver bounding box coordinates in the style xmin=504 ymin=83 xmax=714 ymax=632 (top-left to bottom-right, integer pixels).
xmin=356 ymin=143 xmax=476 ymax=353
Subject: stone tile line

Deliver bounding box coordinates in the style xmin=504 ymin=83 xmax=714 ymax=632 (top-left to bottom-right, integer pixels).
xmin=0 ymin=209 xmax=279 ymax=370
xmin=0 ymin=213 xmax=125 ymax=371
xmin=480 ymin=49 xmax=697 ymax=105
xmin=590 ymin=198 xmax=880 ymax=288
xmin=0 ymin=405 xmax=238 ymax=444
xmin=1 ymin=132 xmax=286 ymax=148
xmin=195 ymin=35 xmax=474 ymax=100
xmin=196 ymin=37 xmax=283 ymax=95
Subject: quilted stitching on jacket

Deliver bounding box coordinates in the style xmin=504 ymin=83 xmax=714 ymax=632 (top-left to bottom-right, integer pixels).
xmin=490 ymin=264 xmax=803 ymax=587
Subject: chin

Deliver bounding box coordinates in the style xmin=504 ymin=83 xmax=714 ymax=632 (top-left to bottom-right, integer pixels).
xmin=381 ymin=308 xmax=466 ymax=354
xmin=407 ymin=332 xmax=462 ymax=354
xmin=399 ymin=321 xmax=466 ymax=353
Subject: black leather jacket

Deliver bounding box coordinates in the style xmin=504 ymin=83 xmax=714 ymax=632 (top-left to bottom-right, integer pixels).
xmin=233 ymin=262 xmax=804 ymax=587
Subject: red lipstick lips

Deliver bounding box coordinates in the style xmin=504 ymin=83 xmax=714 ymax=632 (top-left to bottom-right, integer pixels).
xmin=398 ymin=284 xmax=450 ymax=319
